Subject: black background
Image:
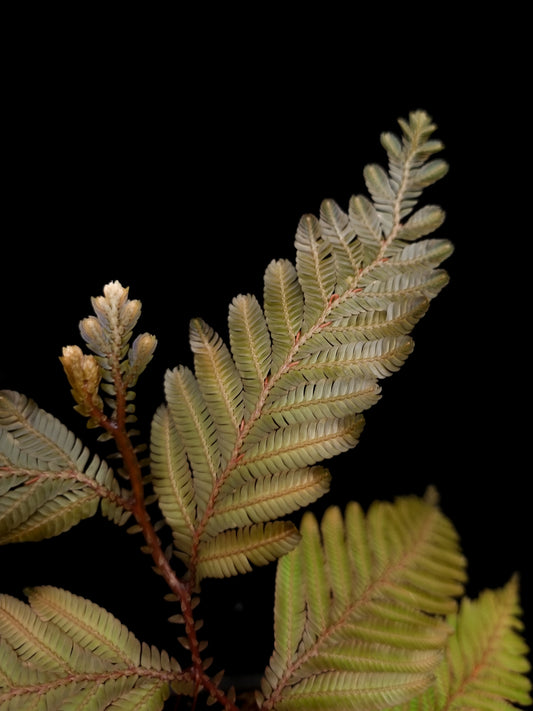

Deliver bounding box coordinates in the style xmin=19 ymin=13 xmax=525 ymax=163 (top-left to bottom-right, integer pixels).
xmin=1 ymin=7 xmax=531 ymax=701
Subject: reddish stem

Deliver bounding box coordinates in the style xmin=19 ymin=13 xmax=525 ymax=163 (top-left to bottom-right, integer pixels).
xmin=89 ymin=375 xmax=238 ymax=710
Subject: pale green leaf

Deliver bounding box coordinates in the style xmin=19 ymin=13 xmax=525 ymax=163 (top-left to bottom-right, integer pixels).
xmin=229 ymin=415 xmax=364 ymax=485
xmin=305 ymin=298 xmax=429 ymax=345
xmin=358 ymin=270 xmax=450 ymax=307
xmin=319 ymin=198 xmax=362 ymax=290
xmin=261 ymin=377 xmax=381 ymax=430
xmin=396 ymin=205 xmax=446 ymax=242
xmin=196 ymin=521 xmax=301 ymax=580
xmin=228 ymin=293 xmax=272 ymax=416
xmin=189 ymin=318 xmax=244 ymax=465
xmin=348 ymin=194 xmax=383 ymax=263
xmin=261 ymin=494 xmax=467 ymax=711
xmin=0 ymin=587 xmax=191 ymax=710
xmin=163 ymin=366 xmax=220 ymax=517
xmin=274 ymin=537 xmax=306 ymax=667
xmin=24 ymin=586 xmax=142 ymax=665
xmin=208 ymin=466 xmax=331 ymax=535
xmin=150 ymin=404 xmax=196 ymax=560
xmin=293 ymin=336 xmax=414 ymax=381
xmin=0 ymin=391 xmax=128 ymax=544
xmin=444 ymin=578 xmax=532 ymax=710
xmin=388 ymin=578 xmax=532 ymax=710
xmin=263 ymin=259 xmax=304 ymax=373
xmin=295 ymin=213 xmax=337 ymax=329
xmin=275 ymin=670 xmax=432 ymax=710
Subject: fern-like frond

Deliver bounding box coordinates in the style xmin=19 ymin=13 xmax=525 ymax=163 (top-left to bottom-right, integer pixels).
xmin=205 ymin=466 xmax=331 ymax=535
xmin=263 ymin=258 xmax=305 ymax=373
xmin=196 ymin=521 xmax=301 ymax=579
xmin=150 ymin=403 xmax=197 ymax=563
xmin=319 ymin=198 xmax=362 ymax=292
xmin=301 ymin=298 xmax=430 ymax=349
xmin=295 ymin=213 xmax=337 ymax=329
xmin=375 ymin=110 xmax=448 ymax=233
xmin=0 ymin=391 xmax=130 ymax=544
xmin=388 ymin=576 xmax=532 ymax=710
xmin=290 ymin=335 xmax=414 ymax=381
xmin=150 ymin=110 xmax=453 ymax=584
xmin=259 ymin=377 xmax=381 ymax=429
xmin=228 ymin=293 xmax=273 ymax=417
xmin=189 ymin=318 xmax=244 ymax=466
xmin=443 ymin=576 xmax=532 ymax=710
xmin=163 ymin=365 xmax=220 ymax=518
xmin=258 ymin=493 xmax=468 ymax=711
xmin=0 ymin=586 xmax=192 ymax=709
xmin=348 ymin=194 xmax=384 ymax=263
xmin=228 ymin=415 xmax=364 ymax=486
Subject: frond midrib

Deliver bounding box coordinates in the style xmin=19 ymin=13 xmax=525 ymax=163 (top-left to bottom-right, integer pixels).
xmin=443 ymin=583 xmax=524 ymax=710
xmin=0 ymin=665 xmax=178 ymax=707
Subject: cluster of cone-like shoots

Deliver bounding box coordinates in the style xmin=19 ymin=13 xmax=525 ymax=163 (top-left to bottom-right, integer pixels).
xmin=60 ymin=281 xmax=157 ymax=428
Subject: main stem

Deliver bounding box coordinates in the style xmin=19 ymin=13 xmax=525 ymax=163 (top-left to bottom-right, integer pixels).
xmin=94 ymin=371 xmax=238 ymax=710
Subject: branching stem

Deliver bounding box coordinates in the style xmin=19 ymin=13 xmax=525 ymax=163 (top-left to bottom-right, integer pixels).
xmin=94 ymin=365 xmax=238 ymax=710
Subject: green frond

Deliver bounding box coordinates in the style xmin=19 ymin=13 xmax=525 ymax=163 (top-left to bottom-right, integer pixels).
xmin=260 ymin=377 xmax=381 ymax=428
xmin=104 ymin=681 xmax=171 ymax=711
xmin=0 ymin=586 xmax=192 ymax=710
xmin=295 ymin=213 xmax=337 ymax=329
xmin=307 ymin=299 xmax=430 ymax=347
xmin=363 ymin=162 xmax=397 ymax=235
xmin=196 ymin=521 xmax=301 ymax=580
xmin=260 ymin=494 xmax=468 ymax=711
xmin=229 ymin=415 xmax=364 ymax=485
xmin=387 ymin=577 xmax=532 ymax=711
xmin=356 ymin=270 xmax=450 ymax=310
xmin=25 ymin=586 xmax=142 ymax=665
xmin=444 ymin=577 xmax=531 ymax=710
xmin=381 ymin=239 xmax=453 ymax=277
xmin=292 ymin=336 xmax=415 ymax=381
xmin=0 ymin=592 xmax=95 ymax=675
xmin=150 ymin=110 xmax=452 ymax=580
xmin=358 ymin=110 xmax=447 ymax=238
xmin=396 ymin=205 xmax=447 ymax=243
xmin=206 ymin=466 xmax=331 ymax=535
xmin=319 ymin=198 xmax=362 ymax=291
xmin=348 ymin=193 xmax=384 ymax=262
xmin=0 ymin=390 xmax=128 ymax=544
xmin=163 ymin=366 xmax=220 ymax=517
xmin=150 ymin=404 xmax=196 ymax=561
xmin=263 ymin=259 xmax=304 ymax=373
xmin=274 ymin=671 xmax=432 ymax=711
xmin=228 ymin=293 xmax=272 ymax=417
xmin=273 ymin=534 xmax=306 ymax=668
xmin=189 ymin=318 xmax=244 ymax=465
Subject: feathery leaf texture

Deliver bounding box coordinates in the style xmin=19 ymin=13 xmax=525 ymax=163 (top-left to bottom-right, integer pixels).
xmin=149 ymin=110 xmax=454 ymax=582
xmin=0 ymin=586 xmax=192 ymax=710
xmin=387 ymin=576 xmax=532 ymax=710
xmin=0 ymin=390 xmax=130 ymax=544
xmin=258 ymin=492 xmax=468 ymax=711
